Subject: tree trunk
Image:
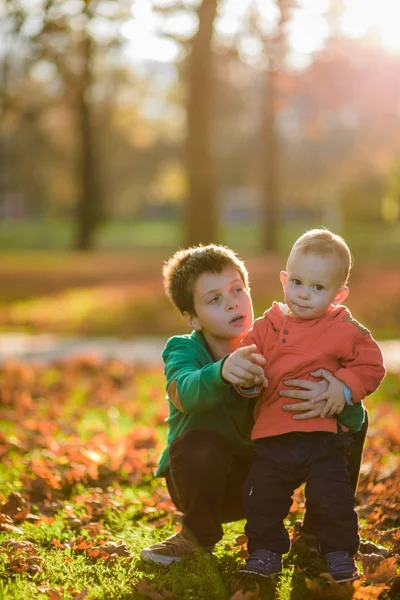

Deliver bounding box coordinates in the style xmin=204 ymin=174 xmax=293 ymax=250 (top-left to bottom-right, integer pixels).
xmin=260 ymin=67 xmax=280 ymax=252
xmin=75 ymin=33 xmax=98 ymax=251
xmin=184 ymin=0 xmax=218 ymax=247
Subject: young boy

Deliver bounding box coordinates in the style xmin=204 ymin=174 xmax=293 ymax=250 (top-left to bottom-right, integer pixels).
xmin=236 ymin=229 xmax=385 ymax=582
xmin=140 ymin=243 xmax=370 ymax=567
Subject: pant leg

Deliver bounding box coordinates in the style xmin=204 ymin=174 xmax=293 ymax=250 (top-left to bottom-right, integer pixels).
xmin=304 ymin=433 xmax=359 ymax=555
xmin=243 ymin=437 xmax=301 ymax=555
xmin=166 ymin=428 xmax=252 ymax=547
xmin=302 ymin=412 xmax=368 ymax=535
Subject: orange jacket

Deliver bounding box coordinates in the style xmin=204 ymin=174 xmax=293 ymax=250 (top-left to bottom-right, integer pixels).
xmin=240 ymin=302 xmax=385 ymax=440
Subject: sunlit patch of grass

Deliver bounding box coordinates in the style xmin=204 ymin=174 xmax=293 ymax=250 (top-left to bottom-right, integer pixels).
xmin=0 ymin=362 xmax=399 ymax=599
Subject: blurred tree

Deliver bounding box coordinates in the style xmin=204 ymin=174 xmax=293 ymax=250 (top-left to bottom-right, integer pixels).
xmin=184 ymin=0 xmax=219 ymax=245
xmin=288 ymin=36 xmax=400 ymax=222
xmin=152 ymin=0 xmax=219 ymax=245
xmin=241 ymin=0 xmax=295 ymax=252
xmin=2 ymin=0 xmax=132 ymax=249
xmin=37 ymin=0 xmax=132 ymax=249
xmin=382 ymin=162 xmax=400 ymax=223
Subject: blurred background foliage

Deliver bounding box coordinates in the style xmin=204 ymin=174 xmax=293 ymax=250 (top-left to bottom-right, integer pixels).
xmin=0 ymin=0 xmax=400 ymax=338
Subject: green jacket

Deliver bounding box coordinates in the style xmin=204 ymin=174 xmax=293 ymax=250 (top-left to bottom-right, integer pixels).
xmin=156 ymin=331 xmax=255 ymax=476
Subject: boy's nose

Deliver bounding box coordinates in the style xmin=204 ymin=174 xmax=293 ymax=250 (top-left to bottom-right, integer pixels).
xmin=227 ymin=298 xmax=239 ymax=310
xmin=298 ymin=288 xmax=309 ymax=299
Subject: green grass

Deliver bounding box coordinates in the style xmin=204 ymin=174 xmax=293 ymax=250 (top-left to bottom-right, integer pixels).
xmin=0 ymin=361 xmax=399 ymax=600
xmin=0 ymin=217 xmax=399 ymax=338
xmin=1 ymin=218 xmax=400 ymax=261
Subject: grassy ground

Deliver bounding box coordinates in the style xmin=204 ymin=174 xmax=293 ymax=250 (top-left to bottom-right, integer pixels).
xmin=1 ymin=219 xmax=400 ymax=261
xmin=0 ymin=248 xmax=399 ymax=339
xmin=0 ymin=360 xmax=399 ymax=600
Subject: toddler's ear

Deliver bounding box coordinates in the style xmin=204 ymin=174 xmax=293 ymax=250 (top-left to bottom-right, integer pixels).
xmin=183 ymin=311 xmax=202 ymax=331
xmin=334 ymin=286 xmax=349 ymax=305
xmin=279 ymin=271 xmax=287 ymax=290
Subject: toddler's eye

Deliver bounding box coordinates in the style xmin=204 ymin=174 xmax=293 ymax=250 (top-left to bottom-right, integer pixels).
xmin=234 ymin=287 xmax=244 ymax=294
xmin=314 ymin=285 xmax=324 ymax=291
xmin=293 ymin=279 xmax=301 ymax=286
xmin=209 ymin=296 xmax=220 ymax=304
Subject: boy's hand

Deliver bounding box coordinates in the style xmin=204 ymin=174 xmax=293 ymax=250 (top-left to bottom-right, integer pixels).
xmin=222 ymin=345 xmax=268 ymax=389
xmin=280 ymin=370 xmax=345 ymax=419
xmin=279 ymin=369 xmax=346 ymax=420
xmin=309 ymin=369 xmax=346 ymax=417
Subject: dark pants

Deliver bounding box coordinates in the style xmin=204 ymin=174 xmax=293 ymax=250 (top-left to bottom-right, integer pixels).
xmin=302 ymin=411 xmax=369 ymax=535
xmin=166 ymin=414 xmax=368 ymax=549
xmin=243 ymin=432 xmax=360 ymax=556
xmin=166 ymin=429 xmax=253 ymax=547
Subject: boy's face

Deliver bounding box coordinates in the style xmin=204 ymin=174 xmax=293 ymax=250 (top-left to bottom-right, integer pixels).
xmin=280 ymin=250 xmax=348 ymax=320
xmin=185 ymin=267 xmax=253 ymax=345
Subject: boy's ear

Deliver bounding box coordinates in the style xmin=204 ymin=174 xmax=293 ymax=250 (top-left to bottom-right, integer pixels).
xmin=279 ymin=271 xmax=287 ymax=290
xmin=333 ymin=286 xmax=349 ymax=305
xmin=183 ymin=311 xmax=202 ymax=331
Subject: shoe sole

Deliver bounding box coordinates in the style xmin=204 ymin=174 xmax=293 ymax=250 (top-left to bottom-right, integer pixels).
xmin=332 ymin=574 xmax=360 ymax=584
xmin=238 ymin=567 xmax=282 ymax=579
xmin=140 ymin=549 xmax=182 ymax=565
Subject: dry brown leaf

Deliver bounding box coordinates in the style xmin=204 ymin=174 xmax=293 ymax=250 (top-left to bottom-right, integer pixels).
xmin=352 ymin=582 xmax=390 ymax=599
xmin=9 ymin=555 xmax=44 ymax=574
xmin=92 ymin=541 xmax=130 ymax=557
xmin=229 ymin=584 xmax=261 ymax=600
xmin=0 ymin=491 xmax=31 ymax=520
xmin=0 ymin=539 xmax=38 ymax=553
xmin=305 ymin=576 xmax=355 ymax=599
xmin=362 ymin=555 xmax=398 ymax=584
xmin=0 ymin=513 xmax=24 ymax=535
xmin=378 ymin=527 xmax=400 ymax=546
xmin=235 ymin=535 xmax=248 ymax=546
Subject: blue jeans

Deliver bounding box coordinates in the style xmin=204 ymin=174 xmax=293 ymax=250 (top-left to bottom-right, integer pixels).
xmin=243 ymin=431 xmax=360 ymax=556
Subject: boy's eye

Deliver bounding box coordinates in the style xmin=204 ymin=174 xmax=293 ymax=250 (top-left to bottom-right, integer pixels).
xmin=293 ymin=279 xmax=301 ymax=286
xmin=314 ymin=285 xmax=324 ymax=291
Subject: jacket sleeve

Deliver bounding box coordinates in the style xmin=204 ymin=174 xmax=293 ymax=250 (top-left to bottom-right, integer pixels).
xmin=334 ymin=332 xmax=386 ymax=403
xmin=233 ymin=320 xmax=265 ymax=399
xmin=162 ymin=336 xmax=231 ymax=414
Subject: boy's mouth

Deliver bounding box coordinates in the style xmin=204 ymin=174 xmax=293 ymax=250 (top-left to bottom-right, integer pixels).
xmin=230 ymin=315 xmax=245 ymax=325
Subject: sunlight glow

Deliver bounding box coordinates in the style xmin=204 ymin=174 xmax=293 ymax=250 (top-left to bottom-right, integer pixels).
xmin=122 ymin=0 xmax=179 ymax=63
xmin=341 ymin=0 xmax=400 ymax=51
xmin=122 ymin=0 xmax=400 ymax=65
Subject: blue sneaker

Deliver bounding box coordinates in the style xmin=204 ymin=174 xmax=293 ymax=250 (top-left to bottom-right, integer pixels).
xmin=325 ymin=551 xmax=359 ymax=583
xmin=238 ymin=549 xmax=282 ymax=578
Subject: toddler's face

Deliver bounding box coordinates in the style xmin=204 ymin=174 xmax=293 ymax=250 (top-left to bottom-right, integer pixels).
xmin=280 ymin=251 xmax=348 ymax=320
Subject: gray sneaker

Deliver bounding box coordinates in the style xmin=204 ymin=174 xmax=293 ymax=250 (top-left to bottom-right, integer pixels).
xmin=140 ymin=530 xmax=213 ymax=566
